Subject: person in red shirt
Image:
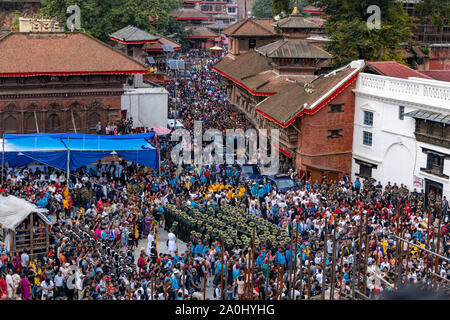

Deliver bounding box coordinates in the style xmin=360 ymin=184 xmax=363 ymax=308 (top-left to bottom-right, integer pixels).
xmin=0 ymin=272 xmax=7 ymax=300
xmin=97 ymin=199 xmax=104 ymax=213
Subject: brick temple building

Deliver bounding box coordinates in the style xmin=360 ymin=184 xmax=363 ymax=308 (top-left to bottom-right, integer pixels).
xmin=214 ymin=6 xmax=367 ymax=182
xmin=0 ymin=31 xmax=147 ymax=135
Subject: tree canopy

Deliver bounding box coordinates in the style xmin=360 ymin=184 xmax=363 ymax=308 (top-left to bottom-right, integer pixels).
xmin=40 ymin=0 xmax=185 ymax=42
xmin=415 ymin=0 xmax=450 ymax=32
xmin=309 ymin=0 xmax=415 ymax=67
xmin=252 ymin=0 xmax=273 ymax=18
xmin=272 ymin=0 xmax=291 ymax=17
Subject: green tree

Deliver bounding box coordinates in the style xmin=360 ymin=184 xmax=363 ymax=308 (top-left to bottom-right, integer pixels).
xmin=309 ymin=0 xmax=415 ymax=67
xmin=272 ymin=0 xmax=291 ymax=17
xmin=415 ymin=0 xmax=450 ymax=32
xmin=40 ymin=0 xmax=182 ymax=42
xmin=253 ymin=0 xmax=274 ymax=18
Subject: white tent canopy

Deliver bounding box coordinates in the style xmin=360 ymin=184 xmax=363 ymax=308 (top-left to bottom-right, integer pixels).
xmin=0 ymin=195 xmax=49 ymax=230
xmin=0 ymin=195 xmax=50 ymax=251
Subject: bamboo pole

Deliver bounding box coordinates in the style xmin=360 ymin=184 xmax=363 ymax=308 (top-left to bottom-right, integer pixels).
xmin=330 ymin=216 xmax=337 ymax=300
xmin=181 ymin=268 xmax=185 ymax=300
xmin=339 ymin=245 xmax=345 ymax=299
xmin=299 ymin=241 xmax=303 ymax=298
xmin=321 ymin=217 xmax=328 ymax=300
xmin=396 ymin=203 xmax=406 ymax=289
xmin=276 ymin=262 xmax=281 ymax=300
xmin=220 ymin=239 xmax=225 ymax=300
xmin=243 ymin=263 xmax=248 ymax=299
xmin=1 ymin=134 xmax=4 ymax=186
xmin=128 ymin=280 xmax=132 ymax=300
xmin=292 ymin=222 xmax=299 ymax=300
xmin=394 ymin=199 xmax=401 ymax=283
xmin=306 ymin=253 xmax=312 ymax=300
xmin=425 ymin=206 xmax=432 ymax=254
xmin=362 ymin=211 xmax=369 ymax=296
xmin=404 ymin=244 xmax=410 ymax=284
xmin=151 ymin=274 xmax=154 ymax=300
xmin=433 ymin=207 xmax=442 ymax=291
xmin=30 ymin=212 xmax=34 ymax=255
xmin=203 ymin=268 xmax=207 ymax=300
xmin=351 ymin=238 xmax=358 ymax=300
xmin=356 ymin=210 xmax=363 ymax=291
xmin=251 ymin=226 xmax=256 ymax=299
xmin=288 ymin=221 xmax=293 ymax=299
xmin=164 ymin=279 xmax=168 ymax=300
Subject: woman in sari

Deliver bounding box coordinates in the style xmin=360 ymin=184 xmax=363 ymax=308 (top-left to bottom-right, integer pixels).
xmin=144 ymin=213 xmax=152 ymax=236
xmin=20 ymin=272 xmax=31 ymax=300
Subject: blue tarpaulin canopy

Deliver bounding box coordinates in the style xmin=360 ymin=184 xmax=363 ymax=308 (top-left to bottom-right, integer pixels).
xmin=1 ymin=133 xmax=159 ymax=171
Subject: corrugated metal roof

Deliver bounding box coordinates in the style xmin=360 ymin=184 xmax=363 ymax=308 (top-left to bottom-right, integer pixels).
xmin=256 ymin=39 xmax=332 ymax=59
xmin=110 ymin=25 xmax=159 ymax=42
xmin=405 ymin=110 xmax=450 ymax=125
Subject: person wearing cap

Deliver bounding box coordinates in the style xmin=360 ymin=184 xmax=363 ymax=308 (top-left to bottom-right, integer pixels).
xmin=194 ymin=239 xmax=206 ymax=257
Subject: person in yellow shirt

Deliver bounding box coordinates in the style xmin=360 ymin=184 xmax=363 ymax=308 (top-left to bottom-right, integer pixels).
xmin=63 ymin=186 xmax=69 ymax=199
xmin=78 ymin=207 xmax=85 ymax=221
xmin=237 ymin=186 xmax=246 ymax=197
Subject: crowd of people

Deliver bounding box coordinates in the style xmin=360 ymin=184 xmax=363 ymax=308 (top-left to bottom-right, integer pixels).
xmin=0 ymin=50 xmax=448 ymax=301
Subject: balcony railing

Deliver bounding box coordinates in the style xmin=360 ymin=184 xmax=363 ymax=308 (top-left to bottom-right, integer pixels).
xmin=356 ymin=73 xmax=450 ymax=107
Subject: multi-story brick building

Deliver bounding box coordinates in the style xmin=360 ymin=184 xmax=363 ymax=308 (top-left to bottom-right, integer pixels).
xmin=214 ymin=7 xmax=369 ymax=182
xmin=0 ymin=31 xmax=147 ymax=135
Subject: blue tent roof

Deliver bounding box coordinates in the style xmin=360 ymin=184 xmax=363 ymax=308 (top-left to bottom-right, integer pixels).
xmin=2 ymin=133 xmax=159 ymax=171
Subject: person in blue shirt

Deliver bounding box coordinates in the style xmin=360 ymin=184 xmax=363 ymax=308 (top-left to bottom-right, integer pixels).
xmin=194 ymin=239 xmax=206 ymax=256
xmin=256 ymin=252 xmax=265 ymax=269
xmin=200 ymin=175 xmax=207 ymax=185
xmin=413 ymin=230 xmax=424 ymax=242
xmin=285 ymin=245 xmax=292 ymax=268
xmin=36 ymin=195 xmax=48 ymax=208
xmin=251 ymin=183 xmax=258 ymax=196
xmin=186 ymin=242 xmax=195 ymax=256
xmin=275 ymin=247 xmax=287 ymax=266
xmin=170 ymin=176 xmax=178 ymax=188
xmin=258 ymin=185 xmax=266 ymax=203
xmin=0 ymin=244 xmax=7 ymax=257
xmin=171 ymin=272 xmax=180 ymax=290
xmin=215 ymin=258 xmax=226 ymax=275
xmin=172 ymin=251 xmax=180 ymax=266
xmin=354 ymin=177 xmax=361 ymax=193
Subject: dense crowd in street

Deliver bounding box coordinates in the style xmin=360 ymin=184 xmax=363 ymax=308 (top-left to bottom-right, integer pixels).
xmin=0 ymin=50 xmax=449 ymax=301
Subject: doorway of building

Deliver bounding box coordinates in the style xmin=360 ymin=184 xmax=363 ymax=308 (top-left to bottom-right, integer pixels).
xmin=425 ymin=178 xmax=443 ymax=207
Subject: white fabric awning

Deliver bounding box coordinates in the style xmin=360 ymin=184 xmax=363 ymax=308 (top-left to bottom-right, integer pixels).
xmin=0 ymin=195 xmax=49 ymax=230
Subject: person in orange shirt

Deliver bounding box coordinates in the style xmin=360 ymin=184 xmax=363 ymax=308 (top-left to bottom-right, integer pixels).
xmin=59 ymin=252 xmax=67 ymax=266
xmin=63 ymin=197 xmax=73 ymax=219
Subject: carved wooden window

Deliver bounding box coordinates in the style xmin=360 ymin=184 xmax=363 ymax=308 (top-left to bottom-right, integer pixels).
xmin=47 ymin=114 xmax=61 ymax=133
xmin=4 ymin=115 xmax=17 ymax=133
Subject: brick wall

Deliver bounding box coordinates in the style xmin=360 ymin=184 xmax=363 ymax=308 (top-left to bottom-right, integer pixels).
xmin=295 ymin=81 xmax=356 ymax=175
